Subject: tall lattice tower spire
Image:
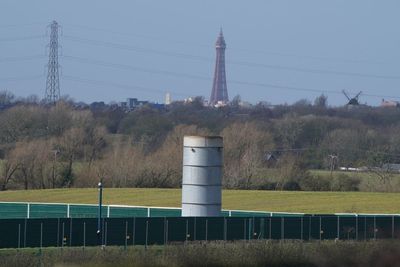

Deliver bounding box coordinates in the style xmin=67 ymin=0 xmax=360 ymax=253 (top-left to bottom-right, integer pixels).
xmin=209 ymin=28 xmax=229 ymax=106
xmin=45 ymin=20 xmax=60 ymax=103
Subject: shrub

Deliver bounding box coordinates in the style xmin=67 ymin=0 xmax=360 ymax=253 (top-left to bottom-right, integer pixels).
xmin=331 ymin=174 xmax=360 ymax=191
xmin=299 ymin=175 xmax=331 ymax=191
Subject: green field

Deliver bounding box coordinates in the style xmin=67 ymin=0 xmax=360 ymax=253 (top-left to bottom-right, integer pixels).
xmin=0 ymin=188 xmax=399 ymax=214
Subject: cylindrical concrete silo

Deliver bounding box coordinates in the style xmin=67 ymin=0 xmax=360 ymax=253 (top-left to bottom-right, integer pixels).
xmin=182 ymin=136 xmax=223 ymax=217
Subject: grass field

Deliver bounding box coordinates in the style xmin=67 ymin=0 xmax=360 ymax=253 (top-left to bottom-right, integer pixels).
xmin=0 ymin=188 xmax=399 ymax=214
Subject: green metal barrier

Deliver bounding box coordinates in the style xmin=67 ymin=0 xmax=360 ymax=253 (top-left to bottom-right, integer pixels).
xmin=0 ymin=215 xmax=399 ymax=249
xmin=0 ymin=202 xmax=305 ymax=219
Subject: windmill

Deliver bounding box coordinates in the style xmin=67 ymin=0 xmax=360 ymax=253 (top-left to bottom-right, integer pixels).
xmin=342 ymin=90 xmax=362 ymax=105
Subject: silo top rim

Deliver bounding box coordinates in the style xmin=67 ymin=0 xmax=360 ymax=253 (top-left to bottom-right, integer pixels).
xmin=184 ymin=136 xmax=223 ymax=147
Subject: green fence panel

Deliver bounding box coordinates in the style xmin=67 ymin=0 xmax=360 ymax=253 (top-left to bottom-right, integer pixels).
xmin=357 ymin=216 xmax=368 ymax=240
xmin=194 ymin=217 xmax=207 ymax=241
xmin=230 ymin=211 xmax=269 ymax=217
xmin=220 ymin=210 xmax=230 ymax=217
xmin=70 ymin=218 xmax=98 ymax=247
xmin=320 ymin=216 xmax=338 ymax=240
xmin=282 ymin=217 xmax=303 ymax=240
xmin=226 ymin=217 xmax=246 ymax=240
xmin=57 ymin=218 xmax=72 ymax=247
xmin=375 ymin=216 xmax=394 ymax=239
xmin=166 ymin=217 xmax=187 ymax=242
xmin=272 ymin=212 xmax=304 ymax=217
xmin=69 ymin=205 xmax=107 ymax=218
xmin=0 ymin=203 xmax=27 ymax=219
xmin=109 ymin=207 xmax=148 ymax=218
xmin=132 ymin=218 xmax=147 ymax=245
xmin=206 ymin=217 xmax=224 ymax=241
xmin=1 ymin=215 xmax=400 ymax=249
xmin=24 ymin=219 xmax=57 ymax=248
xmin=270 ymin=217 xmax=283 ymax=239
xmin=338 ymin=216 xmax=357 ymax=240
xmin=0 ymin=219 xmax=23 ymax=248
xmin=147 ymin=217 xmax=166 ymax=245
xmin=150 ymin=208 xmax=181 ymax=217
xmin=30 ymin=204 xmax=67 ymax=218
xmin=104 ymin=218 xmax=129 ymax=246
xmin=395 ymin=217 xmax=400 ymax=239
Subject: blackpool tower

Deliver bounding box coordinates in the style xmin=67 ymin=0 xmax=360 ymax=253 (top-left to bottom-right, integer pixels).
xmin=209 ymin=29 xmax=229 ymax=105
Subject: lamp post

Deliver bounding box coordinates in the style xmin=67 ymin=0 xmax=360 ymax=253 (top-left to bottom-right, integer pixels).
xmin=97 ymin=182 xmax=103 ymax=245
xmin=328 ymin=154 xmax=338 ymax=179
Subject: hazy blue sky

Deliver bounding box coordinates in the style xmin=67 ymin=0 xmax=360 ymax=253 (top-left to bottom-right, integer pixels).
xmin=1 ymin=0 xmax=400 ymax=105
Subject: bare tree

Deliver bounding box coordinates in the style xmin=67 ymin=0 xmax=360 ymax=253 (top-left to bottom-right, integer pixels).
xmin=222 ymin=122 xmax=274 ymax=189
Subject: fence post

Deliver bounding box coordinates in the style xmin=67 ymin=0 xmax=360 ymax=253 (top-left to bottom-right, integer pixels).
xmin=107 ymin=206 xmax=110 ymax=218
xmin=281 ymin=217 xmax=284 ymax=240
xmin=23 ymin=219 xmax=27 ymax=248
xmin=83 ymin=222 xmax=86 ymax=249
xmin=27 ymin=203 xmax=30 ymax=219
xmin=132 ymin=217 xmax=136 ymax=246
xmin=62 ymin=222 xmax=65 ymax=248
xmin=205 ymin=219 xmax=208 ymax=242
xmin=194 ymin=217 xmax=196 ymax=241
xmin=301 ymin=217 xmax=303 ymax=241
xmin=319 ymin=216 xmax=322 ymax=241
xmin=18 ymin=224 xmax=21 ymax=249
xmin=57 ymin=218 xmax=60 ymax=247
xmin=252 ymin=217 xmax=255 ymax=239
xmin=355 ymin=215 xmax=358 ymax=240
xmin=40 ymin=222 xmax=43 ymax=250
xmin=243 ymin=219 xmax=246 ymax=240
xmin=337 ymin=216 xmax=340 ymax=240
xmin=374 ymin=216 xmax=377 ymax=240
xmin=145 ymin=220 xmax=149 ymax=249
xmin=248 ymin=218 xmax=252 ymax=240
xmin=224 ymin=218 xmax=227 ymax=241
xmin=104 ymin=221 xmax=108 ymax=246
xmin=69 ymin=218 xmax=73 ymax=246
xmin=125 ymin=221 xmax=128 ymax=250
xmin=67 ymin=204 xmax=70 ymax=218
xmin=147 ymin=208 xmax=150 ymax=217
xmin=229 ymin=210 xmax=232 ymax=217
xmin=185 ymin=219 xmax=189 ymax=242
xmin=364 ymin=217 xmax=367 ymax=240
xmin=164 ymin=219 xmax=168 ymax=245
xmin=392 ymin=216 xmax=395 ymax=239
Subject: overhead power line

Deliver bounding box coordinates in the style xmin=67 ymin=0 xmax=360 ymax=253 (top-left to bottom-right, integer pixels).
xmin=62 ymin=35 xmax=400 ymax=81
xmin=0 ymin=22 xmax=47 ymax=28
xmin=61 ymin=54 xmax=400 ymax=100
xmin=0 ymin=35 xmax=46 ymax=42
xmin=0 ymin=74 xmax=44 ymax=82
xmin=65 ymin=24 xmax=389 ymax=66
xmin=0 ymin=55 xmax=46 ymax=63
xmin=63 ymin=75 xmax=189 ymax=97
xmin=62 ymin=55 xmax=209 ymax=80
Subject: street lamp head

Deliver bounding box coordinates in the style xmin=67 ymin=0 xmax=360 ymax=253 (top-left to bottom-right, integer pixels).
xmin=98 ymin=182 xmax=102 ymax=188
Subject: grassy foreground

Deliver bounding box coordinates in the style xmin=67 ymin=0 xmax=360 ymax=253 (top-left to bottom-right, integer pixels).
xmin=1 ymin=240 xmax=400 ymax=267
xmin=0 ymin=188 xmax=399 ymax=214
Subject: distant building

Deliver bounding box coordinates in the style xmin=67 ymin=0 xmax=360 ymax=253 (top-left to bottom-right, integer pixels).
xmin=165 ymin=92 xmax=172 ymax=105
xmin=381 ymin=99 xmax=399 ymax=108
xmin=382 ymin=163 xmax=400 ymax=172
xmin=90 ymin=101 xmax=106 ymax=109
xmin=126 ymin=98 xmax=148 ymax=109
xmin=214 ymin=100 xmax=228 ymax=108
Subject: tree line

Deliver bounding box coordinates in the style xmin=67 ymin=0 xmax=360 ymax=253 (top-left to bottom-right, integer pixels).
xmin=1 ymin=92 xmax=400 ymax=192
